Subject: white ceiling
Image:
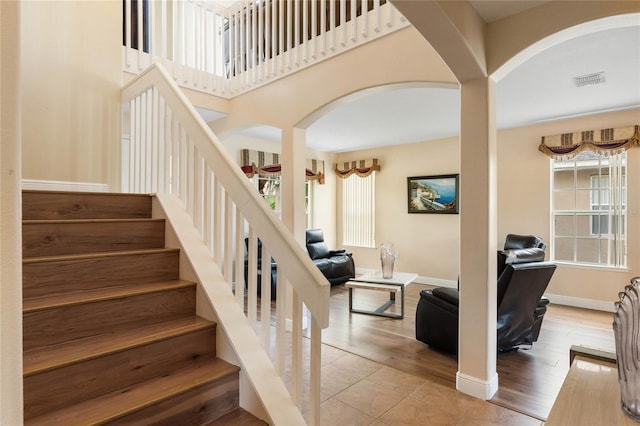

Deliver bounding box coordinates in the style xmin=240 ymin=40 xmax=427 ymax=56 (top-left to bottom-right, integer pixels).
xmin=203 ymin=3 xmax=640 ymax=153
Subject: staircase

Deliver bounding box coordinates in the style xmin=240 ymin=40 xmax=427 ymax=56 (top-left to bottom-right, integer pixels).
xmin=22 ymin=190 xmax=265 ymax=425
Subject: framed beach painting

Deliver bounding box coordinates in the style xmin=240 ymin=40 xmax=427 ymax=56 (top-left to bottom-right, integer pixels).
xmin=407 ymin=174 xmax=459 ymax=214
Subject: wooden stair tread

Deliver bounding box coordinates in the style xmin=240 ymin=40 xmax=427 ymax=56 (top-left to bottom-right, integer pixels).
xmin=23 ymin=218 xmax=165 ymax=225
xmin=23 ymin=247 xmax=180 ymax=264
xmin=23 ymin=280 xmax=195 ymax=313
xmin=26 ymin=357 xmax=240 ymax=426
xmin=24 ymin=316 xmax=215 ymax=377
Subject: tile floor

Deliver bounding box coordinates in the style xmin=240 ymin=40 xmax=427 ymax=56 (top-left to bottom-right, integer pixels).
xmin=312 ymin=343 xmax=543 ymax=426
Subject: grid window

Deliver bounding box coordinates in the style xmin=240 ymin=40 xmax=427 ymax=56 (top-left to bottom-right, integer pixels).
xmin=552 ymin=151 xmax=626 ymax=268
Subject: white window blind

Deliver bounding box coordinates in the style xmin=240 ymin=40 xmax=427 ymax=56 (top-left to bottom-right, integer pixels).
xmin=342 ymin=172 xmax=375 ymax=247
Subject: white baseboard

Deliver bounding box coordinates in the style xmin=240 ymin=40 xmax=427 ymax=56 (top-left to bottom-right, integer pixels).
xmin=21 ymin=179 xmax=109 ymax=193
xmin=456 ymin=371 xmax=499 ymax=400
xmin=544 ymin=293 xmax=616 ymax=312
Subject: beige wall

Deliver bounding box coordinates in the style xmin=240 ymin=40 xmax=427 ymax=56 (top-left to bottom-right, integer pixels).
xmin=21 ymin=1 xmax=121 ymax=188
xmin=336 ymin=137 xmax=461 ymax=283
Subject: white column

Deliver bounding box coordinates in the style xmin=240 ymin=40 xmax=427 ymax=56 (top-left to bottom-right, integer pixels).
xmin=280 ymin=126 xmax=307 ymax=243
xmin=0 ymin=1 xmax=24 ymax=424
xmin=457 ymin=77 xmax=499 ymax=400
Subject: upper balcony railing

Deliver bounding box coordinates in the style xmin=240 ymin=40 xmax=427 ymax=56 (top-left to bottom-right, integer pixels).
xmin=123 ymin=0 xmax=408 ymax=98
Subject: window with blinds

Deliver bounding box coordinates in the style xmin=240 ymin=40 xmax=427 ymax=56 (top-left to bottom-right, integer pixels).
xmin=342 ymin=172 xmax=376 ymax=247
xmin=552 ymin=151 xmax=627 ymax=268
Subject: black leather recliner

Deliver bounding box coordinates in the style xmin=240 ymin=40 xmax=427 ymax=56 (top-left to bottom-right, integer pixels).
xmin=416 ymin=235 xmax=556 ymax=354
xmin=305 ymin=229 xmax=355 ymax=286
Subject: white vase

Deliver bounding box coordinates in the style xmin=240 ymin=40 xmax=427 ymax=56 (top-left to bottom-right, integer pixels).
xmin=380 ymin=243 xmax=397 ymax=279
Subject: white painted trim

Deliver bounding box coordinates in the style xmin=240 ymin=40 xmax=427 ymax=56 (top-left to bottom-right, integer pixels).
xmin=456 ymin=371 xmax=499 ymax=400
xmin=544 ymin=293 xmax=616 ymax=313
xmin=21 ymin=179 xmax=109 ymax=193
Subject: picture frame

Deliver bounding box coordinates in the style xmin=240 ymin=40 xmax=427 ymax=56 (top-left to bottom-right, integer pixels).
xmin=407 ymin=174 xmax=459 ymax=214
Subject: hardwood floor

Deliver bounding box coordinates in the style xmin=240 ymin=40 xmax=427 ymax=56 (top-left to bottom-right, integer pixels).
xmin=313 ymin=282 xmax=615 ymax=421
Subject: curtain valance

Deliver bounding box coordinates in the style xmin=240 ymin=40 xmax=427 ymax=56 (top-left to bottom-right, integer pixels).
xmin=539 ymin=125 xmax=640 ymax=160
xmin=240 ymin=149 xmax=325 ymax=184
xmin=334 ymin=158 xmax=380 ymax=179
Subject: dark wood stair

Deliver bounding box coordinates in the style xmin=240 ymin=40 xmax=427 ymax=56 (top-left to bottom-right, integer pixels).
xmin=22 ymin=190 xmax=265 ymax=425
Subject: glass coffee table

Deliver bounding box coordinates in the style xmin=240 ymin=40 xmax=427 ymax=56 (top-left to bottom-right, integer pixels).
xmin=345 ymin=271 xmax=418 ymax=319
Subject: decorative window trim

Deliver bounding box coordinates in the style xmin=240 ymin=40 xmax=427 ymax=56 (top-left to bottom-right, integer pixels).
xmin=240 ymin=149 xmax=325 ymax=184
xmin=539 ymin=125 xmax=640 ymax=160
xmin=335 ymin=158 xmax=381 ymax=179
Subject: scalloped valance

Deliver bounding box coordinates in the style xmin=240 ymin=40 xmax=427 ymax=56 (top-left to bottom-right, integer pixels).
xmin=334 ymin=158 xmax=380 ymax=179
xmin=239 ymin=149 xmax=325 ymax=184
xmin=539 ymin=125 xmax=640 ymax=160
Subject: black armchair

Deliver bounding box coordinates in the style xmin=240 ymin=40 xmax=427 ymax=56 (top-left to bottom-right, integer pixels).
xmin=305 ymin=229 xmax=355 ymax=286
xmin=416 ymin=235 xmax=556 ymax=354
xmin=244 ymin=238 xmax=277 ymax=300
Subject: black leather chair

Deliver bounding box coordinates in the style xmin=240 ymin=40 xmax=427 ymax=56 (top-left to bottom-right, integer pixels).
xmin=416 ymin=235 xmax=556 ymax=354
xmin=305 ymin=229 xmax=355 ymax=286
xmin=244 ymin=238 xmax=277 ymax=300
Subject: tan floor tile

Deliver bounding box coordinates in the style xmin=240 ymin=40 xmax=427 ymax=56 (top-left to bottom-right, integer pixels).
xmin=458 ymin=400 xmax=543 ymax=426
xmin=322 ymin=343 xmax=350 ymax=364
xmin=330 ymin=353 xmax=383 ymax=379
xmin=378 ymin=395 xmax=460 ymax=425
xmin=366 ymin=365 xmax=427 ymax=396
xmin=335 ymin=379 xmax=405 ymax=418
xmin=321 ymin=363 xmax=363 ymax=397
xmin=408 ymin=380 xmax=477 ymax=416
xmin=319 ymin=398 xmax=376 ymax=426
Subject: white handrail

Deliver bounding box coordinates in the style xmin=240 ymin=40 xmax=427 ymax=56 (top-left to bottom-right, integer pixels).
xmin=121 ymin=62 xmax=329 ymax=424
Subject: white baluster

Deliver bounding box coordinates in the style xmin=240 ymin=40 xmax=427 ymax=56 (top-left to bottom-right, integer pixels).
xmin=247 ymin=228 xmax=258 ymax=326
xmin=224 ymin=192 xmax=234 ymax=285
xmin=286 ymin=0 xmax=292 ymax=69
xmin=311 ymin=0 xmax=317 ymax=59
xmin=329 ymin=0 xmax=336 ymax=51
xmin=235 ymin=207 xmax=245 ymax=308
xmin=213 ymin=176 xmax=222 ymax=266
xmin=302 ymin=0 xmax=308 ymax=63
xmin=151 ymin=87 xmax=159 ymax=193
xmin=310 ymin=318 xmax=322 ymax=426
xmin=361 ymin=0 xmax=368 ymax=38
xmin=350 ymin=0 xmax=357 ymax=42
xmin=291 ymin=291 xmax=303 ymax=407
xmin=320 ymin=0 xmax=326 ymax=55
xmin=374 ymin=0 xmax=381 ymax=33
xmin=137 ymin=0 xmax=144 ymax=70
xmin=124 ymin=0 xmax=132 ymax=69
xmin=204 ymin=167 xmax=213 ymax=254
xmin=186 ymin=139 xmax=195 ymax=217
xmin=294 ymin=0 xmax=300 ymax=66
xmin=261 ymin=244 xmax=272 ymax=350
xmin=278 ymin=0 xmax=284 ymax=73
xmin=340 ymin=0 xmax=347 ymax=46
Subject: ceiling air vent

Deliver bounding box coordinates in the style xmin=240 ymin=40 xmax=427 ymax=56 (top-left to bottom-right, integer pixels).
xmin=573 ymin=71 xmax=606 ymax=87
